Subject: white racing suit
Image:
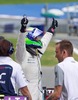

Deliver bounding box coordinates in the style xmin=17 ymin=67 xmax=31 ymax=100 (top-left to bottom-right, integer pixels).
xmin=15 ymin=27 xmax=53 ymax=100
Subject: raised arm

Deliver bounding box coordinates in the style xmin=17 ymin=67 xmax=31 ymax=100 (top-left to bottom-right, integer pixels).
xmin=15 ymin=17 xmax=28 ymax=64
xmin=38 ymin=18 xmax=58 ymax=57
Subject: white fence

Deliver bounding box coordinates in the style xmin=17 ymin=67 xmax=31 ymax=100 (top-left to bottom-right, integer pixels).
xmin=0 ymin=15 xmax=70 ymax=34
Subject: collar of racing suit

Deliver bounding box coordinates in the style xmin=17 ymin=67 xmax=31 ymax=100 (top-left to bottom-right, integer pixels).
xmin=26 ymin=45 xmax=43 ymax=56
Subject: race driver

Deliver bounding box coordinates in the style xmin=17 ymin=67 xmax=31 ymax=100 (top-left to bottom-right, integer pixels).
xmin=15 ymin=17 xmax=58 ymax=100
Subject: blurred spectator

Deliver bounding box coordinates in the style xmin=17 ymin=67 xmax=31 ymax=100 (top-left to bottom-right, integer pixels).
xmin=69 ymin=16 xmax=78 ymax=36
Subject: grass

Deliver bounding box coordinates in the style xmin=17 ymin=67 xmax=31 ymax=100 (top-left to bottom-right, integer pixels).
xmin=41 ymin=41 xmax=58 ymax=66
xmin=2 ymin=36 xmax=78 ymax=67
xmin=0 ymin=0 xmax=77 ymax=4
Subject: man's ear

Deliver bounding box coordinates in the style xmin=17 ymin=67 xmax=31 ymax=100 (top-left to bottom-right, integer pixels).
xmin=63 ymin=49 xmax=68 ymax=56
xmin=63 ymin=50 xmax=66 ymax=54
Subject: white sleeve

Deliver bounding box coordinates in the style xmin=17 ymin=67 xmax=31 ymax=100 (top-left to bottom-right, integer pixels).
xmin=15 ymin=64 xmax=28 ymax=88
xmin=38 ymin=32 xmax=53 ymax=57
xmin=15 ymin=32 xmax=26 ymax=64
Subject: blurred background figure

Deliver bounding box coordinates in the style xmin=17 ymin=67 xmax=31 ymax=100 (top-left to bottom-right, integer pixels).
xmin=68 ymin=16 xmax=78 ymax=36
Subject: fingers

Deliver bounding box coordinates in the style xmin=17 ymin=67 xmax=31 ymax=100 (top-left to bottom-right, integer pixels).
xmin=52 ymin=18 xmax=58 ymax=27
xmin=23 ymin=18 xmax=26 ymax=23
xmin=21 ymin=15 xmax=28 ymax=26
xmin=23 ymin=15 xmax=28 ymax=24
xmin=20 ymin=15 xmax=28 ymax=32
xmin=56 ymin=20 xmax=58 ymax=27
xmin=26 ymin=18 xmax=28 ymax=24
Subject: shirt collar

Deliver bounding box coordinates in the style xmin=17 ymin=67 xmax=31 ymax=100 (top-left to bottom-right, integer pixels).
xmin=64 ymin=57 xmax=75 ymax=62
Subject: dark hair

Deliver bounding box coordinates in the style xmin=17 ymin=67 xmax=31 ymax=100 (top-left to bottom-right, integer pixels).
xmin=56 ymin=40 xmax=73 ymax=56
xmin=0 ymin=36 xmax=5 ymax=40
xmin=0 ymin=39 xmax=14 ymax=56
